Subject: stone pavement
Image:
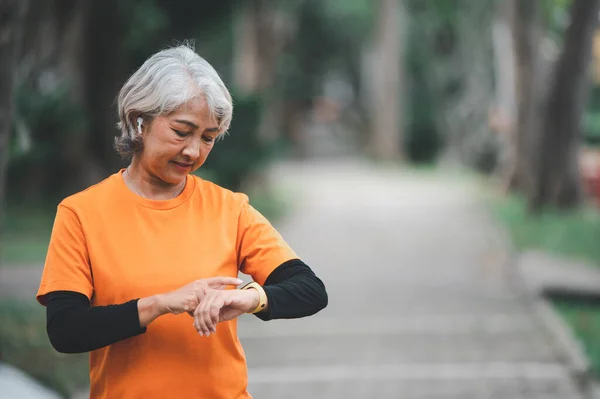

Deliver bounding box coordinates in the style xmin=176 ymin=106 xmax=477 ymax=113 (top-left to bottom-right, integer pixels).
xmin=237 ymin=159 xmax=588 ymax=399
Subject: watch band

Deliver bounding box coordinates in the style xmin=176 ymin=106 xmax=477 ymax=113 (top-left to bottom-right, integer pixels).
xmin=240 ymin=282 xmax=268 ymax=314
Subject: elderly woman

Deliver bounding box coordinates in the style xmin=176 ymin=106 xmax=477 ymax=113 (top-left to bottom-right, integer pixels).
xmin=36 ymin=44 xmax=327 ymax=399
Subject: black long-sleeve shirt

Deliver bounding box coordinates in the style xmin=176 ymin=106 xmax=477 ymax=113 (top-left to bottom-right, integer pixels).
xmin=45 ymin=259 xmax=327 ymax=353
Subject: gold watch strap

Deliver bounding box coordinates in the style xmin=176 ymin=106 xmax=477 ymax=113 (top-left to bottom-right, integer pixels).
xmin=240 ymin=282 xmax=267 ymax=314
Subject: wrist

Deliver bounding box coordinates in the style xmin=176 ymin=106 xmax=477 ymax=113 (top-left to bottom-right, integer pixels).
xmin=148 ymin=294 xmax=171 ymax=317
xmin=240 ymin=282 xmax=268 ymax=314
xmin=138 ymin=295 xmax=165 ymax=327
xmin=246 ymin=288 xmax=260 ymax=312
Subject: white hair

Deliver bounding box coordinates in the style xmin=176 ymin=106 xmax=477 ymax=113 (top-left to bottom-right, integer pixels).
xmin=114 ymin=43 xmax=233 ymax=158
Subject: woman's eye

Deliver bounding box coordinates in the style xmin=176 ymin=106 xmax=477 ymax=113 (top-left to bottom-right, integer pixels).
xmin=202 ymin=136 xmax=215 ymax=144
xmin=173 ymin=130 xmax=189 ymax=138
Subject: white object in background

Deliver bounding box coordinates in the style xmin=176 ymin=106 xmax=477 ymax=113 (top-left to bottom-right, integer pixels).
xmin=0 ymin=362 xmax=61 ymax=399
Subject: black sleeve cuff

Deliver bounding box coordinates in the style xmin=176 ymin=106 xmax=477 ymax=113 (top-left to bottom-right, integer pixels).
xmin=253 ymin=259 xmax=328 ymax=321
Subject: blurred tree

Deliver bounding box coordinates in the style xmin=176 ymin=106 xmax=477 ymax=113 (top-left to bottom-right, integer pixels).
xmin=7 ymin=0 xmax=275 ymax=200
xmin=233 ymin=0 xmax=291 ymax=144
xmin=8 ymin=0 xmax=95 ymax=203
xmin=409 ymin=0 xmax=497 ymax=172
xmin=233 ymin=0 xmax=284 ymax=95
xmin=275 ymin=0 xmax=377 ymax=157
xmin=278 ymin=0 xmax=343 ymax=157
xmin=490 ymin=0 xmax=517 ymax=189
xmin=369 ymin=0 xmax=405 ymax=160
xmin=528 ymin=0 xmax=600 ymax=210
xmin=0 ymin=0 xmax=27 ymax=261
xmin=504 ymin=0 xmax=543 ymax=193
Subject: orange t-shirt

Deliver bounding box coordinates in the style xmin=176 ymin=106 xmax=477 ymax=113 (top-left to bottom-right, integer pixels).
xmin=36 ymin=170 xmax=297 ymax=399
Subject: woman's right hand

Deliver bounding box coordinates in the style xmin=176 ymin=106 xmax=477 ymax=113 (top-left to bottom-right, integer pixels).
xmin=157 ymin=277 xmax=243 ymax=315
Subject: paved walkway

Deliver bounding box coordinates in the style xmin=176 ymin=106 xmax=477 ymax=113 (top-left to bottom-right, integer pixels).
xmin=238 ymin=159 xmax=586 ymax=399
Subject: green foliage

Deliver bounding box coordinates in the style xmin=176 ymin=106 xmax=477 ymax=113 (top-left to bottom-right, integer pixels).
xmin=491 ymin=192 xmax=600 ymax=266
xmin=553 ymin=299 xmax=600 ymax=379
xmin=321 ymin=0 xmax=373 ymax=41
xmin=279 ymin=0 xmax=341 ymax=103
xmin=10 ymin=84 xmax=85 ymax=159
xmin=584 ymin=87 xmax=600 ymax=146
xmin=404 ymin=0 xmax=445 ymax=163
xmin=119 ymin=0 xmax=169 ymax=56
xmin=198 ymin=92 xmax=273 ymax=192
xmin=490 ymin=183 xmax=600 ymax=380
xmin=8 ymin=82 xmax=89 ymax=203
xmin=0 ymin=300 xmax=89 ymax=397
xmin=1 ymin=206 xmax=54 ymax=265
xmin=541 ymin=0 xmax=572 ymax=43
xmin=583 ymin=111 xmax=600 ymax=146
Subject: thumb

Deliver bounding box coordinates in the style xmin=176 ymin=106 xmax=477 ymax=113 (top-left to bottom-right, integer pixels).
xmin=205 ymin=276 xmax=243 ymax=289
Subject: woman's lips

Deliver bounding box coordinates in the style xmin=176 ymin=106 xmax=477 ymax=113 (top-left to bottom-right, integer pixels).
xmin=172 ymin=161 xmax=192 ymax=171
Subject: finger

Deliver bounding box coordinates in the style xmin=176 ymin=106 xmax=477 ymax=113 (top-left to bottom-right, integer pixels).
xmin=205 ymin=277 xmax=243 ymax=289
xmin=204 ymin=294 xmax=222 ymax=334
xmin=197 ymin=292 xmax=216 ymax=336
xmin=194 ymin=298 xmax=208 ymax=336
xmin=192 ymin=304 xmax=202 ymax=333
xmin=193 ymin=299 xmax=207 ymax=335
xmin=209 ymin=297 xmax=224 ymax=332
xmin=194 ymin=309 xmax=207 ymax=336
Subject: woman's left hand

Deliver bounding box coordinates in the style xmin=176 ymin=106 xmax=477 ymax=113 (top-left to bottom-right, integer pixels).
xmin=192 ymin=289 xmax=259 ymax=336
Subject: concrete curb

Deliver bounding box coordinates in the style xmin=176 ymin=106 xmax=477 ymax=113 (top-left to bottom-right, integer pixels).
xmin=478 ymin=201 xmax=595 ymax=398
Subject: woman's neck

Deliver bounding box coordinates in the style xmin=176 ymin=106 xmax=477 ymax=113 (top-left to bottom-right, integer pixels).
xmin=124 ymin=161 xmax=185 ymax=200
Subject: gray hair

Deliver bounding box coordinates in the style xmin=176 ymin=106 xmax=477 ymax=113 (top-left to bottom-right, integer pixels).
xmin=114 ymin=43 xmax=233 ymax=159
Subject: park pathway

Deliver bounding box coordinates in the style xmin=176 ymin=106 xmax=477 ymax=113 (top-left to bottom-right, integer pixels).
xmin=237 ymin=159 xmax=586 ymax=399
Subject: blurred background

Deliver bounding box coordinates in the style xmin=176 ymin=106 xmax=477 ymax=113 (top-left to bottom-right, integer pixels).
xmin=2 ymin=0 xmax=600 ymax=398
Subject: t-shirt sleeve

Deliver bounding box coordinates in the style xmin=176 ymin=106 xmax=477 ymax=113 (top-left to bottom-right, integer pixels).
xmin=37 ymin=204 xmax=93 ymax=305
xmin=236 ymin=198 xmax=297 ymax=285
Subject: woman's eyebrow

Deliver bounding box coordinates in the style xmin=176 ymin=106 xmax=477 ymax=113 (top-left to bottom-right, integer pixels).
xmin=174 ymin=119 xmax=199 ymax=129
xmin=174 ymin=119 xmax=218 ymax=132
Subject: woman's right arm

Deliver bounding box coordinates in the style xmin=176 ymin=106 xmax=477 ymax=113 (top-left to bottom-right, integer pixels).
xmin=46 ymin=291 xmax=150 ymax=354
xmin=46 ymin=277 xmax=242 ymax=354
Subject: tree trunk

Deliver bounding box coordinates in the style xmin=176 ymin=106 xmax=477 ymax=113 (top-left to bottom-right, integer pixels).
xmin=490 ymin=0 xmax=517 ymax=190
xmin=233 ymin=0 xmax=287 ymax=143
xmin=528 ymin=0 xmax=600 ymax=211
xmin=86 ymin=0 xmax=127 ymax=173
xmin=233 ymin=1 xmax=261 ymax=94
xmin=370 ymin=0 xmax=403 ymax=160
xmin=0 ymin=0 xmax=26 ymax=263
xmin=507 ymin=0 xmax=544 ymax=193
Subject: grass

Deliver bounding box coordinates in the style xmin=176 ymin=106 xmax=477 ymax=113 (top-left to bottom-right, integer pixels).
xmin=552 ymin=299 xmax=600 ymax=379
xmin=2 ymin=205 xmax=55 ymax=266
xmin=489 ymin=190 xmax=600 ymax=378
xmin=491 ymin=193 xmax=600 ymax=266
xmin=0 ymin=299 xmax=89 ymax=397
xmin=0 ymin=206 xmax=87 ymax=397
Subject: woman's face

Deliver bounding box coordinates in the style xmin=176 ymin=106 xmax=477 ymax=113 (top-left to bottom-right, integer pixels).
xmin=137 ymin=98 xmax=220 ymax=185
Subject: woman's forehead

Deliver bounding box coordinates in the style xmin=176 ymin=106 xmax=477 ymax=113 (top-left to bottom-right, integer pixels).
xmin=167 ymin=98 xmax=218 ymax=128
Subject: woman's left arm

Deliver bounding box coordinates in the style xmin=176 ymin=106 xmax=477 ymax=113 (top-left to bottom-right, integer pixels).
xmin=234 ymin=197 xmax=327 ymax=321
xmin=254 ymin=258 xmax=327 ymax=321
